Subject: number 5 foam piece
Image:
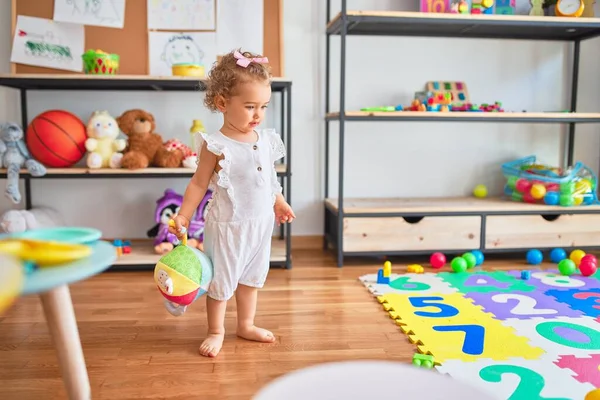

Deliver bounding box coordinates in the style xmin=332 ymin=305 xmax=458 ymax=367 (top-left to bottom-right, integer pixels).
xmin=378 ymin=292 xmax=544 ymax=363
xmin=436 ymin=358 xmax=595 ymax=400
xmin=502 ymin=316 xmax=600 ymax=359
xmin=359 ymin=272 xmax=458 ymax=296
xmin=465 ymin=291 xmax=584 ymax=320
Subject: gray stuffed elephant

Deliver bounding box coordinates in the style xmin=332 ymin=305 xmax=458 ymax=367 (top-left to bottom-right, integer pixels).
xmin=0 ymin=123 xmax=47 ymax=204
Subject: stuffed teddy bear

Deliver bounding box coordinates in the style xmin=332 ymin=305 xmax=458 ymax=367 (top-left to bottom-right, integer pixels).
xmin=163 ymin=138 xmax=197 ymax=169
xmin=0 ymin=123 xmax=47 ymax=204
xmin=85 ymin=110 xmax=127 ymax=169
xmin=0 ymin=207 xmax=64 ymax=233
xmin=116 ymin=109 xmax=183 ymax=169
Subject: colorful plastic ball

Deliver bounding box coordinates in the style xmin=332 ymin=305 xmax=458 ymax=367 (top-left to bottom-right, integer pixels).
xmin=585 ymin=389 xmax=600 ymax=400
xmin=503 ymin=184 xmax=513 ymax=196
xmin=506 ymin=176 xmax=518 ymax=190
xmin=523 ymin=192 xmax=536 ymax=203
xmin=515 ymin=179 xmax=532 ymax=193
xmin=560 ymin=193 xmax=574 ymax=207
xmin=473 ymin=184 xmax=487 ymax=198
xmin=581 ymin=254 xmax=597 ymax=266
xmin=560 ymin=182 xmax=575 ymax=195
xmin=569 ymin=249 xmax=586 ymax=266
xmin=579 ymin=260 xmax=598 ymax=277
xmin=544 ymin=192 xmax=559 ymax=205
xmin=530 ymin=183 xmax=546 ymax=200
xmin=558 ymin=259 xmax=577 ymax=276
xmin=451 ymin=257 xmax=468 ymax=272
xmin=430 ymin=252 xmax=446 ymax=269
xmin=462 ymin=252 xmax=477 ymax=269
xmin=546 ymin=183 xmax=560 ymax=192
xmin=549 ymin=248 xmax=567 ymax=263
xmin=471 ymin=250 xmax=484 ymax=266
xmin=526 ymin=249 xmax=543 ymax=265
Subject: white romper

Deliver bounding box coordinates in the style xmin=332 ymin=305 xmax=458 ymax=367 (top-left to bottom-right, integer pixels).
xmin=196 ymin=128 xmax=286 ymax=301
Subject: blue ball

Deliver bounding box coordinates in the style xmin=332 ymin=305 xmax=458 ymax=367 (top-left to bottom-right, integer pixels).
xmin=503 ymin=184 xmax=513 ymax=196
xmin=526 ymin=249 xmax=543 ymax=265
xmin=471 ymin=250 xmax=484 ymax=266
xmin=544 ymin=192 xmax=559 ymax=205
xmin=549 ymin=248 xmax=567 ymax=263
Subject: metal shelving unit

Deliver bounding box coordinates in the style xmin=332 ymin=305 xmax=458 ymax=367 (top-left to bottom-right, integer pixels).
xmin=0 ymin=73 xmax=293 ymax=269
xmin=324 ymin=2 xmax=600 ymax=267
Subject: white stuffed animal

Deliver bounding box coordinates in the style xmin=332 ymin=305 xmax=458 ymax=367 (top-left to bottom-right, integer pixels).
xmin=85 ymin=111 xmax=126 ymax=169
xmin=0 ymin=207 xmax=64 ymax=234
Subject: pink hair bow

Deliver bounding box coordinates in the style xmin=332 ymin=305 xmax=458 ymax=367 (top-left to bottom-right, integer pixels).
xmin=234 ymin=50 xmax=268 ymax=67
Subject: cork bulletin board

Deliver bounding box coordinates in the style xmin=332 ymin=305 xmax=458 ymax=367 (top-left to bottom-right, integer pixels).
xmin=10 ymin=0 xmax=284 ymax=77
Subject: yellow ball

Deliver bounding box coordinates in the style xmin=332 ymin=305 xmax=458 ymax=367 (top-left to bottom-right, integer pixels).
xmin=530 ymin=183 xmax=546 ymax=200
xmin=570 ymin=249 xmax=586 ymax=266
xmin=576 ymin=180 xmax=592 ymax=194
xmin=585 ymin=389 xmax=600 ymax=400
xmin=473 ymin=184 xmax=487 ymax=198
xmin=574 ymin=196 xmax=584 ymax=206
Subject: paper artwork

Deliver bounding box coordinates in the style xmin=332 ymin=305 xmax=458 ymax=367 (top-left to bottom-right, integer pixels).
xmin=53 ymin=0 xmax=126 ymax=29
xmin=11 ymin=16 xmax=84 ymax=72
xmin=148 ymin=31 xmax=217 ymax=76
xmin=147 ymin=0 xmax=216 ymax=31
xmin=216 ymin=0 xmax=263 ymax=55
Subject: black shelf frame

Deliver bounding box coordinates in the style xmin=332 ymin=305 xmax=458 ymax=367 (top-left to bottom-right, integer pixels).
xmin=324 ymin=1 xmax=600 ymax=267
xmin=0 ymin=74 xmax=293 ymax=269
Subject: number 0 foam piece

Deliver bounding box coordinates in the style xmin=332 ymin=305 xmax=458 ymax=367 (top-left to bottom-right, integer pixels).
xmin=435 ymin=358 xmax=595 ymax=400
xmin=377 ymin=292 xmax=545 ymax=364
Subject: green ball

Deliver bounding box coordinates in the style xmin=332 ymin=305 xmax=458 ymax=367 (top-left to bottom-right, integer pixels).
xmin=560 ymin=182 xmax=575 ymax=195
xmin=559 ymin=193 xmax=574 ymax=207
xmin=558 ymin=259 xmax=576 ymax=276
xmin=507 ymin=176 xmax=518 ymax=190
xmin=462 ymin=252 xmax=477 ymax=269
xmin=451 ymin=257 xmax=468 ymax=272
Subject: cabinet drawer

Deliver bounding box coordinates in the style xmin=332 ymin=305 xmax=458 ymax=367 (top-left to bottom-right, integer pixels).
xmin=485 ymin=214 xmax=600 ymax=249
xmin=342 ymin=216 xmax=481 ymax=252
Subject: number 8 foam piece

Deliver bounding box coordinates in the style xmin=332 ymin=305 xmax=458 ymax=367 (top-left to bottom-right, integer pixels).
xmin=435 ymin=358 xmax=595 ymax=400
xmin=501 ymin=316 xmax=600 ymax=359
xmin=378 ymin=292 xmax=545 ymax=363
xmin=464 ymin=291 xmax=585 ymax=320
xmin=506 ymin=270 xmax=600 ymax=291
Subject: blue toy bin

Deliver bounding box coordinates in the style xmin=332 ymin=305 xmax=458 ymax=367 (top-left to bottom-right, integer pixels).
xmin=501 ymin=155 xmax=598 ymax=207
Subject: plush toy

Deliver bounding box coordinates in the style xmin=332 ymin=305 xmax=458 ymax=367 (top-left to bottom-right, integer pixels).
xmin=85 ymin=110 xmax=126 ymax=169
xmin=0 ymin=207 xmax=64 ymax=234
xmin=154 ymin=221 xmax=213 ymax=316
xmin=163 ymin=138 xmax=197 ymax=169
xmin=147 ymin=189 xmax=211 ymax=254
xmin=116 ymin=109 xmax=183 ymax=169
xmin=0 ymin=123 xmax=47 ymax=204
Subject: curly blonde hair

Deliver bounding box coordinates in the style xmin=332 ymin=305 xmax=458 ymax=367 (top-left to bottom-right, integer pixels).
xmin=204 ymin=49 xmax=272 ymax=112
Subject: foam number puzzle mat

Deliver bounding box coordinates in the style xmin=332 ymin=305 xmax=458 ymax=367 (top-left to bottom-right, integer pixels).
xmin=359 ymin=270 xmax=600 ymax=399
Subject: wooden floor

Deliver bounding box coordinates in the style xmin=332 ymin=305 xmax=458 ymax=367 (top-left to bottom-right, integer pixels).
xmin=0 ymin=249 xmax=562 ymax=400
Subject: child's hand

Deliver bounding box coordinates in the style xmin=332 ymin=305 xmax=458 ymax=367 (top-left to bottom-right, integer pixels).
xmin=274 ymin=198 xmax=295 ymax=225
xmin=169 ymin=214 xmax=189 ymax=238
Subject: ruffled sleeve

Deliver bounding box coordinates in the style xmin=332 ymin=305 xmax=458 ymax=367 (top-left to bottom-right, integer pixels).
xmin=262 ymin=129 xmax=286 ymax=198
xmin=192 ymin=131 xmax=235 ymax=212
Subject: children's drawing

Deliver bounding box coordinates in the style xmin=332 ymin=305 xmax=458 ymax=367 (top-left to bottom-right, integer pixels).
xmin=147 ymin=0 xmax=215 ymax=31
xmin=148 ymin=32 xmax=217 ymax=76
xmin=53 ymin=0 xmax=125 ymax=29
xmin=11 ymin=16 xmax=84 ymax=72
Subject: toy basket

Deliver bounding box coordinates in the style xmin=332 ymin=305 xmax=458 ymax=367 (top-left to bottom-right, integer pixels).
xmin=82 ymin=49 xmax=119 ymax=75
xmin=501 ymin=155 xmax=598 ymax=206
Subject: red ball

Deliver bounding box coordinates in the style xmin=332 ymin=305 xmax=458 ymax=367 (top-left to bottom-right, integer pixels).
xmin=430 ymin=252 xmax=446 ymax=269
xmin=581 ymin=254 xmax=597 ymax=266
xmin=515 ymin=179 xmax=532 ymax=193
xmin=579 ymin=260 xmax=597 ymax=277
xmin=26 ymin=110 xmax=87 ymax=168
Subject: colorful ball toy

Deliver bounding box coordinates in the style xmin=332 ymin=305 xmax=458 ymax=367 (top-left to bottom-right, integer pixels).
xmin=430 ymin=252 xmax=446 ymax=269
xmin=153 ymin=220 xmax=213 ymax=307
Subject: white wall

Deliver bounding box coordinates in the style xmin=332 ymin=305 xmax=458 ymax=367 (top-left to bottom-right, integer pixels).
xmin=0 ymin=0 xmax=599 ymax=238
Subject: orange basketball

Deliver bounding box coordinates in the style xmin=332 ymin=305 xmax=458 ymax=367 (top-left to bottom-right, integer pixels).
xmin=26 ymin=110 xmax=87 ymax=168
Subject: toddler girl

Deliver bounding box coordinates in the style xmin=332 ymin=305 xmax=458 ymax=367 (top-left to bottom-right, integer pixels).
xmin=169 ymin=49 xmax=295 ymax=358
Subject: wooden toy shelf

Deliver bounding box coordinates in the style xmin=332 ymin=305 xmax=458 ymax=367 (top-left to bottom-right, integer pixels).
xmin=324 ymin=2 xmax=600 ymax=267
xmin=0 ymin=73 xmax=293 ymax=269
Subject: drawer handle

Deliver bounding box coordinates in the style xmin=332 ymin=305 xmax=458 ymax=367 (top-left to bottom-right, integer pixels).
xmin=541 ymin=214 xmax=560 ymax=222
xmin=403 ymin=216 xmax=424 ymax=224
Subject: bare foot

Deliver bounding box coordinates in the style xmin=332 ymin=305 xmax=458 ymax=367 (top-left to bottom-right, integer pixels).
xmin=199 ymin=333 xmax=224 ymax=357
xmin=237 ymin=325 xmax=276 ymax=343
